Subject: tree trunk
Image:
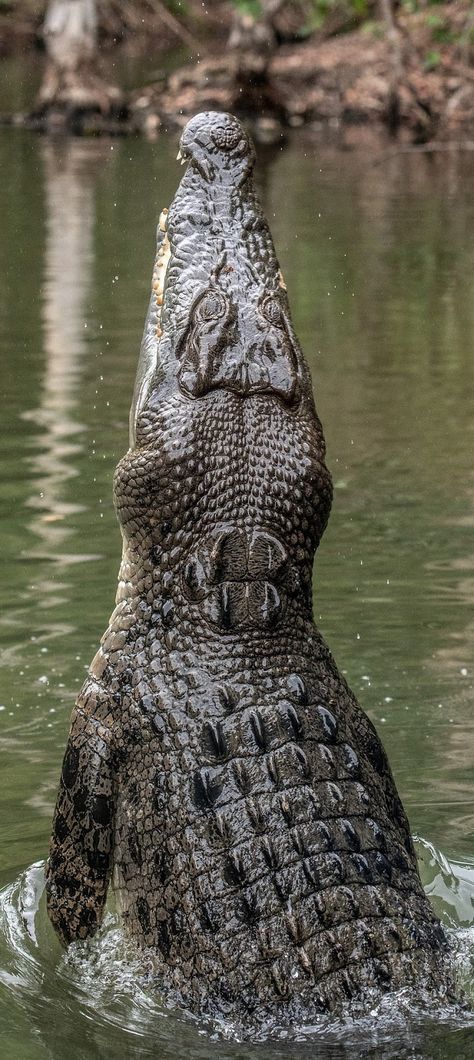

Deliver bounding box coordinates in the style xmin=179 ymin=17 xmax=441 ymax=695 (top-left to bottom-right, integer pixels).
xmin=379 ymin=0 xmax=405 ymax=130
xmin=36 ymin=0 xmax=122 ymax=126
xmin=228 ymin=4 xmax=277 ymax=85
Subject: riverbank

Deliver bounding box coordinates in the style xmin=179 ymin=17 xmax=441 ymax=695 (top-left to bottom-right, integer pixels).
xmin=129 ymin=3 xmax=474 ymax=144
xmin=0 ymin=0 xmax=223 ymax=58
xmin=1 ymin=2 xmax=473 ymax=143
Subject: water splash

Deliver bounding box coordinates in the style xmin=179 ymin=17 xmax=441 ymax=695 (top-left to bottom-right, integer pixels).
xmin=0 ymin=849 xmax=473 ymax=1059
xmin=417 ymin=835 xmax=474 ymax=930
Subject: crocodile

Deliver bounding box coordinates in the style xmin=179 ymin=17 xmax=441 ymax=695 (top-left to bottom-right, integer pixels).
xmin=46 ymin=111 xmax=452 ymax=1029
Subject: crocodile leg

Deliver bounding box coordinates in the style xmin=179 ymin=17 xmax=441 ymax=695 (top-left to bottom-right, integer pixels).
xmin=45 ymin=678 xmax=117 ymax=945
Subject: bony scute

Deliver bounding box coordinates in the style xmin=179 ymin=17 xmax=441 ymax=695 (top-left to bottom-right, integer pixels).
xmin=45 ymin=111 xmax=455 ymax=1031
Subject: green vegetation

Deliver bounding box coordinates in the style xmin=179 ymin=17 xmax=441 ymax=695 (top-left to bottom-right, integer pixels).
xmin=1 ymin=0 xmax=473 ymax=58
xmin=231 ymin=0 xmax=264 ymax=15
xmin=1 ymin=0 xmax=473 ymax=140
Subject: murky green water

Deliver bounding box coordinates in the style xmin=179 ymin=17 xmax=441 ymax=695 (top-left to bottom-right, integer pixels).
xmin=0 ymin=127 xmax=473 ymax=1058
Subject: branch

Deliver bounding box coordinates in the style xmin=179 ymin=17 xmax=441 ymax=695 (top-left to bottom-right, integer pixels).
xmin=145 ymin=0 xmax=198 ymax=47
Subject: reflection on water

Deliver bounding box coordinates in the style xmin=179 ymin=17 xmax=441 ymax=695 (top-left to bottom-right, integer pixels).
xmin=424 ymin=473 xmax=474 ymax=847
xmin=429 ymin=481 xmax=474 ymax=681
xmin=23 ymin=140 xmax=107 ymax=568
xmin=0 ymin=140 xmax=112 ymax=674
xmin=266 ymin=141 xmax=474 ymax=862
xmin=0 ymin=847 xmax=472 ymax=1060
xmin=419 ymin=839 xmax=474 ymax=932
xmin=0 ymin=137 xmax=124 ymax=890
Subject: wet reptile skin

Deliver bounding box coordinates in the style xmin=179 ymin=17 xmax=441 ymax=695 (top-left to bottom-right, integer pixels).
xmin=46 ymin=112 xmax=451 ymax=1026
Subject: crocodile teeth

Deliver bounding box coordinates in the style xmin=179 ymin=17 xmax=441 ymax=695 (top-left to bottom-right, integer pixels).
xmin=152 ymin=229 xmax=171 ymax=332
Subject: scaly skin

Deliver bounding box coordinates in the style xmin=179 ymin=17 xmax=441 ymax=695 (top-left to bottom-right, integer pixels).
xmin=46 ymin=112 xmax=452 ymax=1027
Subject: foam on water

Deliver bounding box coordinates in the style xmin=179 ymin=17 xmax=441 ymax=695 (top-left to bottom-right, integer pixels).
xmin=0 ymin=841 xmax=473 ymax=1058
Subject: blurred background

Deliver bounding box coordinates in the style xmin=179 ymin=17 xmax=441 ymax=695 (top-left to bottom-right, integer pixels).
xmin=0 ymin=4 xmax=473 ymax=1058
xmin=1 ymin=2 xmax=474 ymax=137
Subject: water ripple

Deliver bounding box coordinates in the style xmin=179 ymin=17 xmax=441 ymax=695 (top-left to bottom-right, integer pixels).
xmin=0 ymin=847 xmax=473 ymax=1059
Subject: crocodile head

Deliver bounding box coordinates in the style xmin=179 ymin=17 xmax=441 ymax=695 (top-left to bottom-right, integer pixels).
xmin=117 ymin=112 xmax=332 ymax=634
xmin=130 ymin=111 xmax=316 ymax=431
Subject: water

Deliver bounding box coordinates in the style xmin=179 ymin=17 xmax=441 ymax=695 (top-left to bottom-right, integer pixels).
xmin=0 ymin=126 xmax=473 ymax=1057
xmin=0 ymin=845 xmax=473 ymax=1058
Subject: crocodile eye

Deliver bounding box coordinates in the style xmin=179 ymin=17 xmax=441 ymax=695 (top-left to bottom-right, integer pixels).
xmin=196 ymin=290 xmax=227 ymax=321
xmin=261 ymin=297 xmax=284 ymax=328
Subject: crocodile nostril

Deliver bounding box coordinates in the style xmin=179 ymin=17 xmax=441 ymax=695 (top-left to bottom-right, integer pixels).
xmin=211 ymin=124 xmax=244 ymax=152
